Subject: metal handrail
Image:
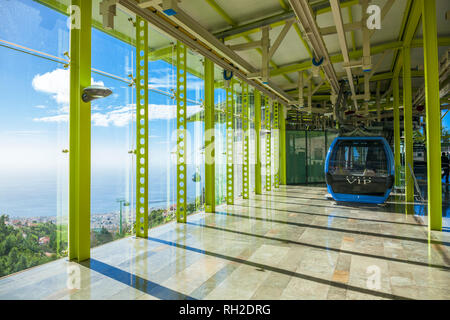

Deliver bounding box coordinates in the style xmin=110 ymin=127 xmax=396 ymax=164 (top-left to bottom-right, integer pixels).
xmin=408 ymin=163 xmax=425 ymax=203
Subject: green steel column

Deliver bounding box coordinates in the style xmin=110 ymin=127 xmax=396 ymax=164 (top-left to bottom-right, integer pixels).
xmin=423 ymin=0 xmax=442 ymax=231
xmin=393 ymin=77 xmax=401 ymax=187
xmin=226 ymin=81 xmax=234 ymax=205
xmin=176 ymin=41 xmax=187 ymax=222
xmin=273 ymin=101 xmax=280 ymax=188
xmin=403 ymin=46 xmax=414 ymax=211
xmin=265 ymin=96 xmax=272 ymax=191
xmin=255 ymin=91 xmax=262 ymax=194
xmin=279 ymin=104 xmax=287 ymax=185
xmin=204 ymin=59 xmax=215 ymax=213
xmin=135 ymin=17 xmax=149 ymax=236
xmin=242 ymin=82 xmax=250 ymax=199
xmin=68 ymin=0 xmax=91 ymax=262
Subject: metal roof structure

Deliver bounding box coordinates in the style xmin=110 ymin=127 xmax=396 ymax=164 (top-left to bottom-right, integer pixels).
xmin=38 ymin=0 xmax=449 ymax=117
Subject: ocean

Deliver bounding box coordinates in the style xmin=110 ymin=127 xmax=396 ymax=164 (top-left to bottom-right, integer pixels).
xmin=0 ymin=164 xmax=205 ymax=218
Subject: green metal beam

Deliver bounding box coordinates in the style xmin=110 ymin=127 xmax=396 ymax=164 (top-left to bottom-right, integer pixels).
xmin=242 ymin=82 xmax=250 ymax=199
xmin=36 ymin=0 xmax=134 ymax=46
xmin=204 ymin=58 xmax=215 ymax=213
xmin=176 ymin=41 xmax=187 ymax=223
xmin=403 ymin=46 xmax=414 ymax=212
xmin=273 ymin=101 xmax=280 ymax=189
xmin=226 ymin=81 xmax=235 ymax=205
xmin=205 ymin=0 xmax=234 ymax=25
xmin=315 ymin=0 xmax=358 ymax=15
xmin=272 ymin=41 xmax=403 ymax=77
xmin=422 ymin=0 xmax=442 ymax=231
xmin=272 ymin=38 xmax=450 ymax=78
xmin=393 ymin=0 xmax=422 ymax=78
xmin=135 ymin=17 xmax=149 ymax=236
xmin=220 ymin=0 xmax=357 ymax=41
xmin=348 ymin=6 xmax=356 ymax=52
xmin=265 ymin=96 xmax=272 ymax=191
xmin=393 ymin=77 xmax=401 ymax=187
xmin=278 ymin=0 xmax=289 ymax=10
xmin=255 ymin=91 xmax=262 ymax=194
xmin=204 ymin=0 xmax=294 ymax=84
xmin=68 ymin=0 xmax=91 ymax=262
xmin=279 ymin=104 xmax=287 ymax=185
xmin=149 ymin=45 xmax=174 ymax=61
xmin=288 ymin=70 xmax=424 ymax=96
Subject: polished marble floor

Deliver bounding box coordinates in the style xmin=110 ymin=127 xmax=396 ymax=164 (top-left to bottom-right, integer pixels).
xmin=0 ymin=185 xmax=449 ymax=300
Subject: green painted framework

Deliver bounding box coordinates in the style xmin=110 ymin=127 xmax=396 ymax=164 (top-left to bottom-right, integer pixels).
xmin=279 ymin=104 xmax=287 ymax=185
xmin=176 ymin=41 xmax=187 ymax=223
xmin=265 ymin=96 xmax=272 ymax=191
xmin=204 ymin=59 xmax=215 ymax=213
xmin=403 ymin=46 xmax=414 ymax=212
xmin=255 ymin=91 xmax=262 ymax=195
xmin=423 ymin=0 xmax=442 ymax=231
xmin=135 ymin=17 xmax=149 ymax=238
xmin=273 ymin=101 xmax=280 ymax=189
xmin=285 ymin=130 xmax=335 ymax=185
xmin=226 ymin=81 xmax=235 ymax=205
xmin=242 ymin=82 xmax=250 ymax=199
xmin=393 ymin=77 xmax=401 ymax=187
xmin=37 ymin=0 xmax=447 ymax=253
xmin=68 ymin=0 xmax=91 ymax=262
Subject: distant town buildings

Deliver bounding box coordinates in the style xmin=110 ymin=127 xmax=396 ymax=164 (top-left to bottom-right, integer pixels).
xmin=38 ymin=236 xmax=50 ymax=245
xmin=5 ymin=204 xmax=181 ymax=235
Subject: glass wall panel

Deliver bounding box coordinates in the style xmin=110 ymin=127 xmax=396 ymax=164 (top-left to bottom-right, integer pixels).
xmin=90 ymin=6 xmax=135 ymax=247
xmin=147 ymin=54 xmax=177 ymax=228
xmin=249 ymin=90 xmax=255 ymax=194
xmin=90 ymin=74 xmax=134 ymax=246
xmin=0 ymin=1 xmax=69 ymax=276
xmin=307 ymin=131 xmax=326 ymax=183
xmin=326 ymin=131 xmax=339 ymax=154
xmin=214 ymin=71 xmax=227 ymax=205
xmin=286 ymin=131 xmax=307 ymax=184
xmin=261 ymin=99 xmax=267 ymax=186
xmin=185 ymin=51 xmax=205 ymax=215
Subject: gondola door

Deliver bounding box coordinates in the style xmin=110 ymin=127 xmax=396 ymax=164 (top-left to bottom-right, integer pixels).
xmin=325 ymin=137 xmax=395 ymax=204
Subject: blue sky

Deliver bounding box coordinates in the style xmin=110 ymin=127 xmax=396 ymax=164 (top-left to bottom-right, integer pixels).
xmin=0 ymin=0 xmax=216 ymax=216
xmin=0 ymin=0 xmax=210 ymax=172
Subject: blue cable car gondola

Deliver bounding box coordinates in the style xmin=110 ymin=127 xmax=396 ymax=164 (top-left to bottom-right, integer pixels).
xmin=325 ymin=137 xmax=395 ymax=204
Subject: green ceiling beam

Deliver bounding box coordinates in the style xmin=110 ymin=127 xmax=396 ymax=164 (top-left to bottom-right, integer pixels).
xmin=315 ymin=0 xmax=359 ymax=15
xmin=221 ymin=0 xmax=357 ymax=41
xmin=204 ymin=0 xmax=294 ymax=83
xmin=271 ymin=38 xmax=450 ymax=77
xmin=149 ymin=45 xmax=174 ymax=61
xmin=36 ymin=0 xmax=134 ymax=46
xmin=278 ymin=0 xmax=289 ymax=11
xmin=271 ymin=41 xmax=402 ymax=76
xmin=348 ymin=6 xmax=356 ymax=52
xmin=393 ymin=0 xmax=422 ymax=77
xmin=389 ymin=0 xmax=413 ymax=82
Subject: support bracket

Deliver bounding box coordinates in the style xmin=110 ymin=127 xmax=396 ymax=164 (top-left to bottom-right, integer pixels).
xmin=99 ymin=0 xmax=118 ymax=30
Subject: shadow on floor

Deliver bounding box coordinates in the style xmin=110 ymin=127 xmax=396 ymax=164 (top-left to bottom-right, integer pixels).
xmin=146 ymin=236 xmax=412 ymax=300
xmin=80 ymin=259 xmax=195 ymax=300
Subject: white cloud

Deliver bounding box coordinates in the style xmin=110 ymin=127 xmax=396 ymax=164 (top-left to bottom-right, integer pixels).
xmin=148 ymin=104 xmax=202 ymax=120
xmin=33 ymin=114 xmax=69 ymax=123
xmin=3 ymin=130 xmax=43 ymax=136
xmin=31 ymin=68 xmax=204 ymax=127
xmin=33 ymin=105 xmax=47 ymax=109
xmin=92 ymin=106 xmax=134 ymax=127
xmin=32 ymin=68 xmax=104 ymax=105
xmin=149 ymin=73 xmax=203 ymax=91
xmin=33 ymin=104 xmax=203 ymax=126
